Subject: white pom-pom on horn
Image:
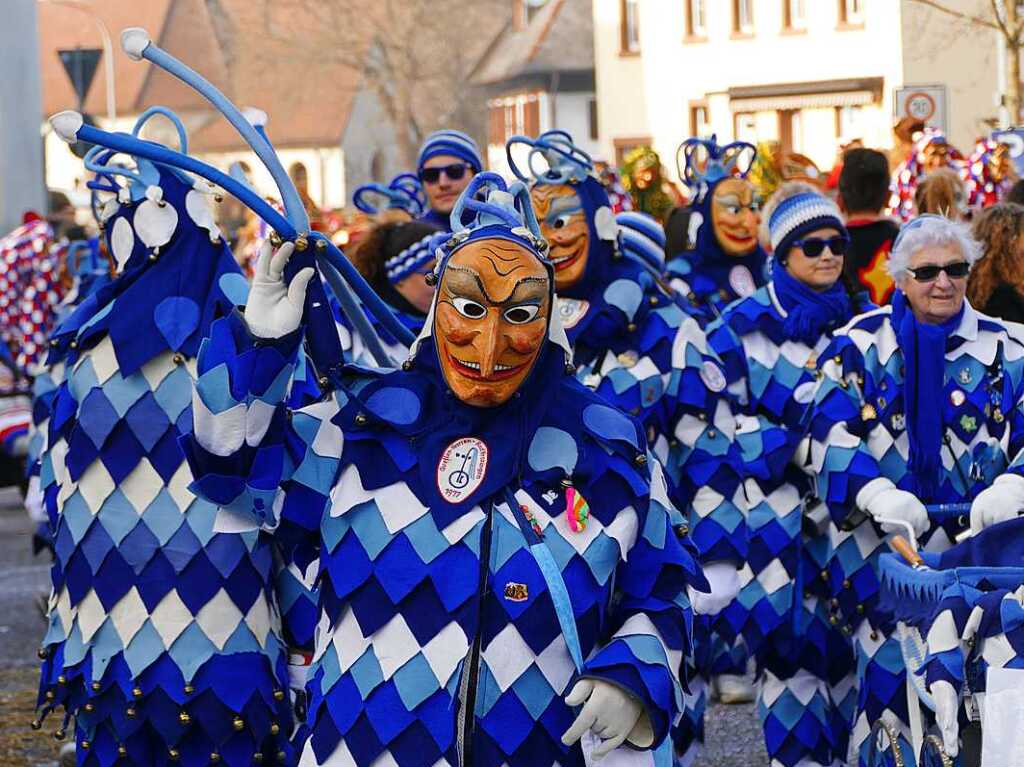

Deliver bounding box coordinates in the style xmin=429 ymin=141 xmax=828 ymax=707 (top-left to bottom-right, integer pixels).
xmin=50 ymin=111 xmax=83 ymax=144
xmin=241 ymin=107 xmax=268 ymax=129
xmin=121 ymin=28 xmax=151 ymax=61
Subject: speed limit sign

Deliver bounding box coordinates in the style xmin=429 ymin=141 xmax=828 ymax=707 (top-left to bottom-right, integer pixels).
xmin=894 ymin=85 xmax=948 ymax=132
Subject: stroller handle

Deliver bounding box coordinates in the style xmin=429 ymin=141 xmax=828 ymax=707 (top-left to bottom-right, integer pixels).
xmin=876 ymin=503 xmax=972 ymax=553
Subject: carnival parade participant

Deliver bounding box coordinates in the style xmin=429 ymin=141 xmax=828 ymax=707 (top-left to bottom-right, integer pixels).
xmin=838 ymin=147 xmax=901 ymax=305
xmin=808 ymin=214 xmax=1024 ymax=764
xmin=709 ymin=186 xmax=866 ymax=767
xmin=968 ymin=202 xmax=1024 ymax=324
xmin=417 ymin=129 xmax=483 ymax=232
xmin=33 ymin=104 xmax=296 ymax=766
xmin=668 ymin=136 xmax=769 ymax=323
xmin=514 ymin=130 xmax=746 ymax=766
xmin=185 ymin=172 xmax=706 ymax=766
xmin=889 ymin=128 xmax=965 ymax=221
xmin=965 ymin=137 xmax=1019 ymax=210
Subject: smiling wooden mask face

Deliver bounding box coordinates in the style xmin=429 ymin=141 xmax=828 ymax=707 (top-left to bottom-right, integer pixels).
xmin=710 ymin=177 xmax=761 ymax=257
xmin=434 ymin=239 xmax=551 ymax=407
xmin=531 ymin=183 xmax=589 ymax=290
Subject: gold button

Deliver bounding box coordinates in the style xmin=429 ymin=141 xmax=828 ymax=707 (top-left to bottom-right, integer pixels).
xmin=179 ymin=711 xmax=191 ymax=725
xmin=842 ymin=579 xmax=851 ymax=589
xmin=184 ymin=685 xmax=194 ymax=695
xmin=126 ymin=707 xmax=136 ymax=719
xmin=233 ymin=717 xmax=244 ymax=731
xmin=273 ymin=689 xmax=285 ymax=702
xmin=132 ymin=687 xmax=143 ymax=698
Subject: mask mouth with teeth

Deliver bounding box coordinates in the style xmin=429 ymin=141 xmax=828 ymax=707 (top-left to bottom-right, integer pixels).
xmin=434 ymin=238 xmax=551 ymax=407
xmin=530 ymin=183 xmax=589 ymax=291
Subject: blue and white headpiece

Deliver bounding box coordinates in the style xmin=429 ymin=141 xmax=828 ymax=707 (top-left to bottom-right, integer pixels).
xmin=768 ymin=191 xmax=847 ymax=259
xmin=353 ymin=173 xmax=426 ymax=217
xmin=506 ymin=129 xmax=595 ymax=185
xmin=677 ymin=134 xmax=757 ymax=202
xmin=384 ymin=232 xmax=438 ymax=284
xmin=51 ymin=27 xmax=416 ymax=372
xmin=417 ymin=129 xmax=483 ymax=175
xmin=616 ymin=211 xmax=666 ymax=272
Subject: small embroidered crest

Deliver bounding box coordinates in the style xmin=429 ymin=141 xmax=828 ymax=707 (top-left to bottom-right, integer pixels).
xmin=436 ymin=437 xmax=489 ymax=504
xmin=504 ymin=582 xmax=529 ymax=602
xmin=950 ymin=389 xmax=966 ymax=407
xmin=958 ymin=367 xmax=972 ymax=385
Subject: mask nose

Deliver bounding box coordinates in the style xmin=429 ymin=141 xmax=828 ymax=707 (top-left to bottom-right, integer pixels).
xmin=476 ymin=313 xmax=501 ymax=377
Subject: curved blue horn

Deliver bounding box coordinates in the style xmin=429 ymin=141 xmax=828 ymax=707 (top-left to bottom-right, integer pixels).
xmin=120 ymin=28 xmax=309 ymax=233
xmin=52 ymin=111 xmax=417 ymax=350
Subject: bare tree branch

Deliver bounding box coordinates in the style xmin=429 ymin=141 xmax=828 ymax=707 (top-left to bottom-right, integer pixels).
xmin=907 ymin=0 xmax=1000 ymax=29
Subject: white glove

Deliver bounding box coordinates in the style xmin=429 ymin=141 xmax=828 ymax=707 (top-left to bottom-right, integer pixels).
xmin=561 ymin=679 xmax=653 ymax=758
xmin=930 ymin=680 xmax=959 ymax=757
xmin=245 ymin=240 xmax=316 ymax=340
xmin=969 ymin=473 xmax=1024 ymax=534
xmin=688 ymin=561 xmax=740 ymax=616
xmin=856 ymin=477 xmax=929 ymax=538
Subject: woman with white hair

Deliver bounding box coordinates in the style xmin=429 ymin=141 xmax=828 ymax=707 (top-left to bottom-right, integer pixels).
xmin=808 ymin=214 xmax=1024 ymax=763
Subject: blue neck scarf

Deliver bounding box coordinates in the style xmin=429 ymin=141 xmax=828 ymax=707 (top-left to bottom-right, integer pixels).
xmin=891 ymin=290 xmax=965 ymax=499
xmin=770 ymin=260 xmax=852 ymax=345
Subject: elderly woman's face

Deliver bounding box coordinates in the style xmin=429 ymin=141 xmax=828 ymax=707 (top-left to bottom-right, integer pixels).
xmin=898 ymin=244 xmax=969 ymax=324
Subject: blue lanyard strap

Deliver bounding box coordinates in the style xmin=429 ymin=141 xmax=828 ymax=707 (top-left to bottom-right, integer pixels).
xmin=501 ymin=489 xmax=584 ymax=672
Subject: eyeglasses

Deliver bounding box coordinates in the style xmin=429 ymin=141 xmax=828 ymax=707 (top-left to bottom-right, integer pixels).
xmin=791 ymin=236 xmax=850 ymax=257
xmin=905 ymin=261 xmax=970 ymax=282
xmin=420 ymin=163 xmax=471 ymax=184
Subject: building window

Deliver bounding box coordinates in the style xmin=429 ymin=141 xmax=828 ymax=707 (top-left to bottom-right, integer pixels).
xmin=838 ymin=0 xmax=863 ymax=26
xmin=621 ymin=0 xmax=641 ymax=53
xmin=685 ymin=0 xmax=707 ymax=38
xmin=778 ymin=109 xmax=803 ymax=154
xmin=690 ymin=103 xmax=710 ymax=137
xmin=734 ymin=112 xmax=758 ymax=144
xmin=588 ymin=98 xmax=599 ymax=141
xmin=782 ymin=0 xmax=806 ymax=30
xmin=732 ymin=0 xmax=754 ymax=34
xmin=836 ymin=104 xmax=867 ymax=141
xmin=487 ymin=93 xmax=541 ymax=145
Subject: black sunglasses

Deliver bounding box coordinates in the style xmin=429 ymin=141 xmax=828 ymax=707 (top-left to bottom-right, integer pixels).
xmin=791 ymin=236 xmax=850 ymax=257
xmin=420 ymin=163 xmax=470 ymax=184
xmin=906 ymin=261 xmax=970 ymax=282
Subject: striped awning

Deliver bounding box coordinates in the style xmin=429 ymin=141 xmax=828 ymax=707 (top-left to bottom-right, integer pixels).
xmin=728 ymin=77 xmax=884 ymax=112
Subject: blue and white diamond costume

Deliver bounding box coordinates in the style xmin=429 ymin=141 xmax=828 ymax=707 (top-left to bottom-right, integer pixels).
xmin=808 ymin=251 xmax=1024 ymax=764
xmin=509 ymin=131 xmax=747 ymax=767
xmin=706 ymin=192 xmax=867 ymax=767
xmin=186 ymin=174 xmax=706 ymax=766
xmin=35 ymin=108 xmax=294 ymax=765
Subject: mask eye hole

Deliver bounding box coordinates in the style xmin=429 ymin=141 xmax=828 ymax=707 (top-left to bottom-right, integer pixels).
xmin=503 ymin=305 xmax=540 ymax=324
xmin=451 ymin=297 xmax=487 ymax=319
xmin=553 ymin=213 xmax=574 ymax=229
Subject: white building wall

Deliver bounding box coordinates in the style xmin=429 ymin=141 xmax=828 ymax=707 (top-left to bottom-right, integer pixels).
xmin=594 ymin=0 xmax=915 ymax=179
xmin=552 ymin=91 xmax=601 ymax=158
xmin=197 ymin=147 xmax=346 ymax=210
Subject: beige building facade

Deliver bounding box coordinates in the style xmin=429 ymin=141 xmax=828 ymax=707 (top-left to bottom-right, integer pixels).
xmin=593 ymin=0 xmax=1001 ymax=178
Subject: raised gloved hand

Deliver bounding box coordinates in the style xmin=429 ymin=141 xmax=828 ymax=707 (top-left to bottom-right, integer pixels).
xmin=969 ymin=473 xmax=1024 ymax=534
xmin=930 ymin=680 xmax=959 ymax=757
xmin=244 ymin=240 xmax=316 ymax=340
xmin=561 ymin=678 xmax=653 ymax=758
xmin=688 ymin=561 xmax=740 ymax=616
xmin=856 ymin=477 xmax=929 ymax=538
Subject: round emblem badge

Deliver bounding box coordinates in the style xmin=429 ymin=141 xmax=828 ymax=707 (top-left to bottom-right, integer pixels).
xmin=700 ymin=360 xmax=727 ymax=393
xmin=437 ymin=437 xmax=489 ymax=504
xmin=729 ymin=265 xmax=756 ymax=297
xmin=557 ymin=298 xmax=590 ymax=330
